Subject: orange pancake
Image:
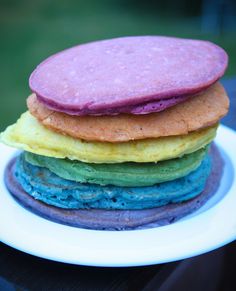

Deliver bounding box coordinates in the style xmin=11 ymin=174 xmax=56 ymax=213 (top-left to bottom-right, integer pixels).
xmin=27 ymin=82 xmax=229 ymax=142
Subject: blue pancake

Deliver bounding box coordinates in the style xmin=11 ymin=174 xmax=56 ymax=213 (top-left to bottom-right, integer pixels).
xmin=13 ymin=152 xmax=211 ymax=210
xmin=4 ymin=144 xmax=224 ymax=230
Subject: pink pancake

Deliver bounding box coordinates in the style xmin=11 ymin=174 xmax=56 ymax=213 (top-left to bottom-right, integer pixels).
xmin=38 ymin=94 xmax=191 ymax=116
xmin=29 ymin=36 xmax=228 ymax=116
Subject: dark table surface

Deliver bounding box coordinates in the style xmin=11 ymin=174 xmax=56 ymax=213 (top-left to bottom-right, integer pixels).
xmin=0 ymin=78 xmax=235 ymax=291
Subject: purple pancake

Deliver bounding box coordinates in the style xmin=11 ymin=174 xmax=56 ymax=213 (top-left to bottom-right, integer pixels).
xmin=4 ymin=145 xmax=224 ymax=230
xmin=29 ymin=36 xmax=228 ymax=116
xmin=38 ymin=92 xmax=191 ymax=116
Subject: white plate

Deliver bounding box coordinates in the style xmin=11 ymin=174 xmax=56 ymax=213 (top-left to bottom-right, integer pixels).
xmin=0 ymin=124 xmax=236 ymax=267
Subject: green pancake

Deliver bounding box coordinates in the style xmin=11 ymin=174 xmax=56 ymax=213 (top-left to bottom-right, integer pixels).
xmin=24 ymin=146 xmax=209 ymax=187
xmin=13 ymin=152 xmax=211 ymax=210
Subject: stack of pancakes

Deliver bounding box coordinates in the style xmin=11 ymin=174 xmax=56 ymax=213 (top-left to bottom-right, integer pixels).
xmin=1 ymin=36 xmax=229 ymax=230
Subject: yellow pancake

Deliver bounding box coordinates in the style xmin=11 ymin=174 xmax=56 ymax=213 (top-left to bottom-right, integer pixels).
xmin=0 ymin=112 xmax=217 ymax=163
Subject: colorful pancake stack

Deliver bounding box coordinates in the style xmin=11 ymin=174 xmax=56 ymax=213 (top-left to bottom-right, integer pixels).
xmin=1 ymin=36 xmax=229 ymax=230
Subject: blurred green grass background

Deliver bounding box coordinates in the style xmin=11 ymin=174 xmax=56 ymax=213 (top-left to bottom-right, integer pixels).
xmin=0 ymin=0 xmax=235 ymax=131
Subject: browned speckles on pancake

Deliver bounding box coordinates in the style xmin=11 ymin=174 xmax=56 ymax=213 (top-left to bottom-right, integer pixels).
xmin=4 ymin=144 xmax=224 ymax=230
xmin=27 ymin=82 xmax=229 ymax=142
